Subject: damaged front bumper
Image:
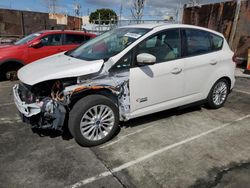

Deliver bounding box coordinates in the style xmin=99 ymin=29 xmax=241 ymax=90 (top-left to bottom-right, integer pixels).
xmin=13 ymin=84 xmax=66 ymax=130
xmin=13 ymin=84 xmax=41 ymax=117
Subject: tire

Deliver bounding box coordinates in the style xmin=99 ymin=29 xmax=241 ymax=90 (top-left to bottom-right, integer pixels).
xmin=206 ymin=78 xmax=229 ymax=109
xmin=0 ymin=63 xmax=22 ymax=81
xmin=68 ymin=94 xmax=120 ymax=147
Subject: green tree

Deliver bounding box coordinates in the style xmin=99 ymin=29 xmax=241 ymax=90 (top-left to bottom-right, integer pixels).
xmin=89 ymin=9 xmax=118 ymax=24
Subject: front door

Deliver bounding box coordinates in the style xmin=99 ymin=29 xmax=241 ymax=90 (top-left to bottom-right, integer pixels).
xmin=130 ymin=29 xmax=184 ymax=117
xmin=28 ymin=33 xmax=63 ymax=63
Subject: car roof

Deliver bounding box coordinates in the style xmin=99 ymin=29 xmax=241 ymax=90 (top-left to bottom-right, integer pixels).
xmin=121 ymin=23 xmax=223 ymax=37
xmin=37 ymin=30 xmax=95 ymax=36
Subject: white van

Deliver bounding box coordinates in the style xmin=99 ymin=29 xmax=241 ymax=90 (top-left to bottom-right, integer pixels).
xmin=13 ymin=24 xmax=235 ymax=146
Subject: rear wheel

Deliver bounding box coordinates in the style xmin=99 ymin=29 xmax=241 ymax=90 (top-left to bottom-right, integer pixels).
xmin=69 ymin=95 xmax=120 ymax=147
xmin=206 ymin=78 xmax=229 ymax=109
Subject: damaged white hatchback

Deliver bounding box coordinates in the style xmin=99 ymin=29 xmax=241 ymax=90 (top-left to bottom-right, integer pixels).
xmin=13 ymin=24 xmax=235 ymax=146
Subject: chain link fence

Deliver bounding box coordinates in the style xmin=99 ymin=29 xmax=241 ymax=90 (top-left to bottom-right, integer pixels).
xmin=83 ymin=19 xmax=175 ymax=35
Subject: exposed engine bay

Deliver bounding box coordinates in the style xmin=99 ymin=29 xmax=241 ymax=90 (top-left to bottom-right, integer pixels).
xmin=15 ymin=69 xmax=130 ymax=131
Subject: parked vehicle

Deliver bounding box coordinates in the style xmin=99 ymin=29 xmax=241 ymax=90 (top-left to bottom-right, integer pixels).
xmin=13 ymin=24 xmax=236 ymax=146
xmin=0 ymin=30 xmax=96 ymax=80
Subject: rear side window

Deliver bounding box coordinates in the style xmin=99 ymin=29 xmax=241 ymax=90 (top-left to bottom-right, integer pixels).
xmin=210 ymin=34 xmax=223 ymax=51
xmin=85 ymin=35 xmax=91 ymax=40
xmin=185 ymin=29 xmax=211 ymax=56
xmin=65 ymin=34 xmax=86 ymax=45
xmin=41 ymin=34 xmax=62 ymax=46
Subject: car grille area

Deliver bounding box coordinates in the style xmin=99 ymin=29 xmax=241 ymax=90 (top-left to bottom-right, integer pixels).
xmin=18 ymin=83 xmax=36 ymax=104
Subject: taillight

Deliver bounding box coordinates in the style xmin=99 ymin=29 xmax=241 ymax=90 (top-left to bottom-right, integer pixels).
xmin=232 ymin=53 xmax=237 ymax=64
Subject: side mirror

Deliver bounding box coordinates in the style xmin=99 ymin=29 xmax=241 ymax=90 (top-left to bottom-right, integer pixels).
xmin=29 ymin=40 xmax=42 ymax=48
xmin=136 ymin=53 xmax=156 ymax=66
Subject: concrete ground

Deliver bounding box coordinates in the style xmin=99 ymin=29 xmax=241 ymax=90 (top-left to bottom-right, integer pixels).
xmin=0 ymin=77 xmax=250 ymax=188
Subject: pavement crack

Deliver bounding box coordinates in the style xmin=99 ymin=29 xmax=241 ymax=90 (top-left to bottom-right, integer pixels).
xmin=90 ymin=148 xmax=127 ymax=188
xmin=190 ymin=161 xmax=250 ymax=188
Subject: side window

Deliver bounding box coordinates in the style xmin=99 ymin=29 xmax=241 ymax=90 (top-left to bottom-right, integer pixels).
xmin=137 ymin=29 xmax=181 ymax=63
xmin=85 ymin=35 xmax=91 ymax=41
xmin=65 ymin=34 xmax=86 ymax=45
xmin=210 ymin=34 xmax=223 ymax=51
xmin=41 ymin=34 xmax=62 ymax=46
xmin=145 ymin=36 xmax=157 ymax=48
xmin=110 ymin=51 xmax=133 ymax=72
xmin=185 ymin=29 xmax=211 ymax=56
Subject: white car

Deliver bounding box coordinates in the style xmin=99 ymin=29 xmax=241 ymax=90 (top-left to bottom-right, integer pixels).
xmin=13 ymin=24 xmax=235 ymax=146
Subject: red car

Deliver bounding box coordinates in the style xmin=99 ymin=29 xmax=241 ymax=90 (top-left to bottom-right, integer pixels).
xmin=0 ymin=30 xmax=96 ymax=80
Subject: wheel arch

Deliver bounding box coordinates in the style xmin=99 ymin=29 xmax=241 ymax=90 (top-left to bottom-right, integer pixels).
xmin=205 ymin=76 xmax=232 ymax=100
xmin=0 ymin=59 xmax=25 ymax=80
xmin=219 ymin=76 xmax=231 ymax=90
xmin=69 ymin=88 xmax=119 ymax=109
xmin=0 ymin=59 xmax=25 ymax=67
xmin=203 ymin=63 xmax=235 ymax=99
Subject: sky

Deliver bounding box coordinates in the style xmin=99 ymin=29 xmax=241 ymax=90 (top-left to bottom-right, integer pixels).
xmin=0 ymin=0 xmax=232 ymax=19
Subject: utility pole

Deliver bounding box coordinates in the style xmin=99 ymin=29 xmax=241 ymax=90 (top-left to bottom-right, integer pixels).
xmin=74 ymin=0 xmax=81 ymax=30
xmin=119 ymin=2 xmax=123 ymax=26
xmin=98 ymin=12 xmax=101 ymax=33
xmin=74 ymin=0 xmax=81 ymax=17
xmin=43 ymin=0 xmax=59 ymax=14
xmin=176 ymin=0 xmax=182 ymax=23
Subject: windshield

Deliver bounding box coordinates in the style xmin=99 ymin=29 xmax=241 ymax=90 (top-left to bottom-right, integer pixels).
xmin=66 ymin=28 xmax=150 ymax=61
xmin=15 ymin=33 xmax=41 ymax=45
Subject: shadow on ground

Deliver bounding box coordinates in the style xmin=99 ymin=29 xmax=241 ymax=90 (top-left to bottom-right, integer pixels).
xmin=121 ymin=105 xmax=203 ymax=128
xmin=29 ymin=105 xmax=204 ymax=143
xmin=190 ymin=161 xmax=250 ymax=188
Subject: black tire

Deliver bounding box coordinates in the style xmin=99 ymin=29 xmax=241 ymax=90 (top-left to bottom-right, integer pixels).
xmin=0 ymin=63 xmax=22 ymax=81
xmin=206 ymin=78 xmax=229 ymax=109
xmin=68 ymin=94 xmax=120 ymax=147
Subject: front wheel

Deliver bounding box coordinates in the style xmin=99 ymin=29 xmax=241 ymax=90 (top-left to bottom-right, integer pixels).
xmin=206 ymin=79 xmax=229 ymax=109
xmin=0 ymin=64 xmax=22 ymax=81
xmin=68 ymin=95 xmax=120 ymax=147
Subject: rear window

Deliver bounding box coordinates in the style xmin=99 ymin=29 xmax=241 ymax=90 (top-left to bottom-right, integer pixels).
xmin=210 ymin=34 xmax=223 ymax=51
xmin=65 ymin=34 xmax=86 ymax=45
xmin=85 ymin=35 xmax=91 ymax=41
xmin=185 ymin=29 xmax=212 ymax=56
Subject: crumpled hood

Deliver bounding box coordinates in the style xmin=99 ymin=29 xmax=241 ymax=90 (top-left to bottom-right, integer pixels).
xmin=18 ymin=52 xmax=104 ymax=85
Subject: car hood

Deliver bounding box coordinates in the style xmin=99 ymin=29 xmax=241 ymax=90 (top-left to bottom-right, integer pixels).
xmin=18 ymin=52 xmax=104 ymax=85
xmin=0 ymin=44 xmax=18 ymax=49
xmin=0 ymin=44 xmax=11 ymax=48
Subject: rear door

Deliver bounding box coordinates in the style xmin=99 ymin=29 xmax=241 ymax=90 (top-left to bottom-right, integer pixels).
xmin=62 ymin=33 xmax=89 ymax=51
xmin=182 ymin=28 xmax=220 ymax=101
xmin=28 ymin=33 xmax=63 ymax=63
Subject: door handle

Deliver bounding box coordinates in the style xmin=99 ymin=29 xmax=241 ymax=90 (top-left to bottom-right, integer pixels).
xmin=171 ymin=67 xmax=182 ymax=74
xmin=210 ymin=60 xmax=218 ymax=65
